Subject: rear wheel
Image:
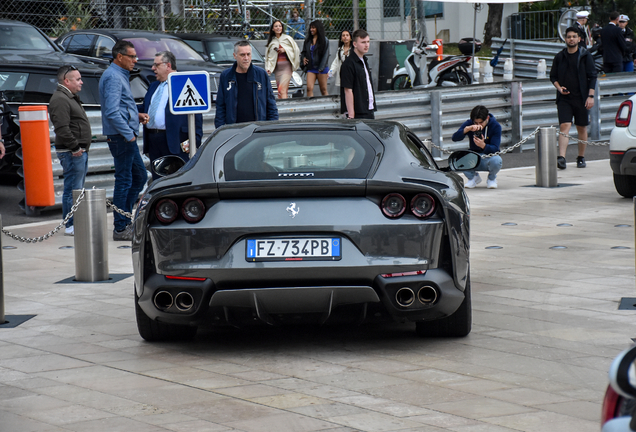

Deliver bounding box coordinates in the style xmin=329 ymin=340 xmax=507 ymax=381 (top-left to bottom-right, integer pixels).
xmin=135 ymin=290 xmax=197 ymax=341
xmin=416 ymin=279 xmax=471 ymax=337
xmin=613 ymin=173 xmax=636 ymax=198
xmin=391 ymin=74 xmax=411 ymax=90
xmin=437 ymin=70 xmax=471 ymax=86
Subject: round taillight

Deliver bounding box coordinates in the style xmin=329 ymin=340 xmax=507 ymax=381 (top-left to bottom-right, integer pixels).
xmin=155 ymin=199 xmax=178 ymax=224
xmin=181 ymin=198 xmax=206 ymax=223
xmin=381 ymin=193 xmax=406 ymax=218
xmin=411 ymin=193 xmax=436 ymax=218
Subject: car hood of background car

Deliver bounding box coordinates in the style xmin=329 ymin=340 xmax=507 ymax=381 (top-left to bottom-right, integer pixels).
xmin=0 ymin=51 xmax=98 ymax=67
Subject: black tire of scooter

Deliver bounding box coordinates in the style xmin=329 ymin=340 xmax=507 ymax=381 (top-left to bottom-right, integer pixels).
xmin=391 ymin=74 xmax=411 ymax=90
xmin=437 ymin=70 xmax=471 ymax=87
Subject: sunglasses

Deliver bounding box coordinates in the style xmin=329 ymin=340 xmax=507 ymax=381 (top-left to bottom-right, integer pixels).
xmin=63 ymin=65 xmax=78 ymax=79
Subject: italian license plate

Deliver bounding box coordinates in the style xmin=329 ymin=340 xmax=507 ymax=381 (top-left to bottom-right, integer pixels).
xmin=246 ymin=238 xmax=341 ymax=262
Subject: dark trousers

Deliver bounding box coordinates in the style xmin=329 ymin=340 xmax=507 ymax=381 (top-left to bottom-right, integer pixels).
xmin=355 ymin=112 xmax=375 ymax=119
xmin=604 ymin=62 xmax=623 ymax=73
xmin=107 ymin=135 xmax=147 ymax=232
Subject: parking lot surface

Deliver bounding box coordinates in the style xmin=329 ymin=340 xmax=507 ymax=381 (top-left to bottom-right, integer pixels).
xmin=1 ymin=159 xmax=634 ymax=432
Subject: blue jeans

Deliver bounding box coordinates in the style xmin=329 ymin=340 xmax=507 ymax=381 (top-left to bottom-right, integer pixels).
xmin=464 ymin=155 xmax=502 ymax=181
xmin=57 ymin=151 xmax=88 ymax=228
xmin=107 ymin=135 xmax=147 ymax=232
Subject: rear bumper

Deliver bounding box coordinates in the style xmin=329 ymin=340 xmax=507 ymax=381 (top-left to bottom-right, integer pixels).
xmin=610 ymin=149 xmax=636 ymax=176
xmin=138 ymin=268 xmax=465 ymax=327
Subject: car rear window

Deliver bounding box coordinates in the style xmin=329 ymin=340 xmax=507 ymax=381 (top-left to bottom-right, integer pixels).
xmin=224 ymin=131 xmax=376 ymax=180
xmin=0 ymin=24 xmax=55 ymax=51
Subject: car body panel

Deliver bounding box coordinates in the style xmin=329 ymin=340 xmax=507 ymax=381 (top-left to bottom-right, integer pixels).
xmin=132 ymin=120 xmax=473 ymax=334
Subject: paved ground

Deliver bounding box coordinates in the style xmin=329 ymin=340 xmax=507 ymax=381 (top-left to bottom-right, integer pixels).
xmin=0 ymin=159 xmax=634 ymax=432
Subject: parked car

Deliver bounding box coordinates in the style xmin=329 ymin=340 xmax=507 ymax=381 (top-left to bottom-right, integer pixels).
xmin=610 ymin=95 xmax=636 ymax=197
xmin=56 ymin=29 xmax=223 ymax=100
xmin=0 ymin=62 xmax=147 ymax=173
xmin=601 ymin=345 xmax=636 ymax=431
xmin=175 ymin=33 xmax=304 ymax=98
xmin=0 ymin=19 xmax=95 ymax=66
xmin=132 ymin=119 xmax=479 ymax=341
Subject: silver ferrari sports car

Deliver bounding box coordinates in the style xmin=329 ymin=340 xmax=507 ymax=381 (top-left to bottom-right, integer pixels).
xmin=132 ymin=120 xmax=480 ymax=341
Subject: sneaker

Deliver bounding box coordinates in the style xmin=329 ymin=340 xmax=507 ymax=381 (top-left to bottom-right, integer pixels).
xmin=113 ymin=224 xmax=133 ymax=241
xmin=487 ymin=179 xmax=498 ymax=189
xmin=465 ymin=173 xmax=482 ymax=189
xmin=64 ymin=226 xmax=74 ymax=236
xmin=576 ymin=156 xmax=586 ymax=168
xmin=557 ymin=156 xmax=567 ymax=170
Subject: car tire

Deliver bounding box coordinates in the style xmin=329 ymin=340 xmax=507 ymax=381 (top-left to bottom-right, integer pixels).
xmin=613 ymin=173 xmax=636 ymax=198
xmin=135 ymin=290 xmax=198 ymax=341
xmin=415 ymin=279 xmax=472 ymax=337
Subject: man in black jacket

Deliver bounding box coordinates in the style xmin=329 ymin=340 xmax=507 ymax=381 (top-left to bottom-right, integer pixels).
xmin=550 ymin=27 xmax=597 ymax=169
xmin=340 ymin=29 xmax=376 ymax=119
xmin=49 ymin=65 xmax=92 ymax=236
xmin=601 ymin=11 xmax=628 ymax=73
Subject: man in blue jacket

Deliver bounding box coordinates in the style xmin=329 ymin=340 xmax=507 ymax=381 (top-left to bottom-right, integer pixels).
xmin=99 ymin=40 xmax=148 ymax=241
xmin=141 ymin=51 xmax=203 ymax=180
xmin=214 ymin=41 xmax=278 ymax=128
xmin=452 ymin=105 xmax=503 ymax=189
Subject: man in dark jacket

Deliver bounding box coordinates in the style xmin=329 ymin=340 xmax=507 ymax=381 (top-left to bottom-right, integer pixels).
xmin=340 ymin=29 xmax=376 ymax=119
xmin=452 ymin=105 xmax=502 ymax=189
xmin=49 ymin=65 xmax=92 ymax=236
xmin=141 ymin=51 xmax=203 ymax=180
xmin=601 ymin=11 xmax=628 ymax=73
xmin=550 ymin=27 xmax=597 ymax=169
xmin=619 ymin=15 xmax=635 ymax=72
xmin=215 ymin=41 xmax=278 ymax=128
xmin=575 ymin=11 xmax=592 ymax=49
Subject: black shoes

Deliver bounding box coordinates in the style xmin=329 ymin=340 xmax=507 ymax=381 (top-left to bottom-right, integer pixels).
xmin=557 ymin=156 xmax=567 ymax=170
xmin=576 ymin=156 xmax=586 ymax=168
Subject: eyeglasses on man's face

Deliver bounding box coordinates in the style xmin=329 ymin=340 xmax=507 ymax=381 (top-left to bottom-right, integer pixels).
xmin=121 ymin=53 xmax=138 ymax=60
xmin=152 ymin=61 xmax=167 ymax=68
xmin=63 ymin=65 xmax=78 ymax=79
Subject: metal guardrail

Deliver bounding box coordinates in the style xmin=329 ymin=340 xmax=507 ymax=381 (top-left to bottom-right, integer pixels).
xmin=490 ymin=38 xmax=564 ymax=79
xmin=33 ymin=72 xmax=636 ymax=209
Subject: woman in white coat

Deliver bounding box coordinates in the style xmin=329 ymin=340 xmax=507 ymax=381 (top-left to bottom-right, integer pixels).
xmin=266 ymin=20 xmax=300 ymax=99
xmin=329 ymin=30 xmax=352 ymax=88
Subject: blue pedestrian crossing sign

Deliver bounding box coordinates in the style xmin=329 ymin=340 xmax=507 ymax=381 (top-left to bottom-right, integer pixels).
xmin=168 ymin=71 xmax=211 ymax=115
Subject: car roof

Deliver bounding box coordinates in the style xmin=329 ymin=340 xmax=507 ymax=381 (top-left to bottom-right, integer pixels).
xmin=0 ymin=19 xmax=37 ymax=26
xmin=173 ymin=33 xmax=241 ymax=42
xmin=60 ymin=29 xmax=183 ymax=40
xmin=223 ymin=119 xmax=404 ymax=134
xmin=0 ymin=62 xmax=106 ymax=77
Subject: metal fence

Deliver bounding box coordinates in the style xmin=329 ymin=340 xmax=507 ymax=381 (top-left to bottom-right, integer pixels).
xmin=1 ymin=0 xmax=418 ymax=40
xmin=31 ymin=72 xmax=635 ymax=208
xmin=507 ymin=10 xmax=562 ymax=41
xmin=491 ymin=37 xmax=563 ymax=79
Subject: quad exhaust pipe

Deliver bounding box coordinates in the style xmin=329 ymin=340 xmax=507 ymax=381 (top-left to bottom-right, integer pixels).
xmin=417 ymin=286 xmax=438 ymax=305
xmin=395 ymin=287 xmax=415 ymax=307
xmin=395 ymin=286 xmax=439 ymax=308
xmin=153 ymin=291 xmax=195 ymax=312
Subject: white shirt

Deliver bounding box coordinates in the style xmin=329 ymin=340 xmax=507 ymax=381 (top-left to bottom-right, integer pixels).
xmin=148 ymin=81 xmax=169 ymax=129
xmin=358 ymin=55 xmax=374 ymax=110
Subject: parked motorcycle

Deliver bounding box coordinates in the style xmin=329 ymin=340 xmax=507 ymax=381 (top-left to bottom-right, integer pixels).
xmin=391 ymin=37 xmax=481 ymax=89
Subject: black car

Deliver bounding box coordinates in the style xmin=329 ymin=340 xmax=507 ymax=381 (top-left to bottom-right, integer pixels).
xmin=175 ymin=33 xmax=304 ymax=97
xmin=56 ymin=29 xmax=223 ymax=99
xmin=132 ymin=120 xmax=479 ymax=341
xmin=0 ymin=62 xmax=147 ymax=172
xmin=0 ymin=19 xmax=94 ymax=66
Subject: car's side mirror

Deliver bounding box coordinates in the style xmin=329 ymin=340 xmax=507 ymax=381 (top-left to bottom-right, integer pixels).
xmin=447 ymin=150 xmax=481 ymax=172
xmin=152 ymin=155 xmax=185 ymax=177
xmin=609 ymin=345 xmax=636 ymax=399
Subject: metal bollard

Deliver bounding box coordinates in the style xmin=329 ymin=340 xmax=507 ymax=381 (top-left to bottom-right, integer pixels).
xmin=73 ymin=189 xmax=109 ymax=282
xmin=536 ymin=127 xmax=558 ymax=187
xmin=0 ymin=214 xmax=5 ymax=324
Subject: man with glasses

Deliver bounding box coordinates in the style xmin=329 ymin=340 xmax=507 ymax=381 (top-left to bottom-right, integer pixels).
xmin=141 ymin=51 xmax=202 ymax=180
xmin=49 ymin=65 xmax=91 ymax=236
xmin=99 ymin=40 xmax=149 ymax=241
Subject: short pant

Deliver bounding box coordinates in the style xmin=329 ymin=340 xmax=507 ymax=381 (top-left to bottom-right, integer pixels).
xmin=557 ymin=97 xmax=589 ymax=127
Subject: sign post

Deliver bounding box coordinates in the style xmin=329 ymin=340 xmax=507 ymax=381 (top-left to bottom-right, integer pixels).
xmin=168 ymin=71 xmax=212 ymax=157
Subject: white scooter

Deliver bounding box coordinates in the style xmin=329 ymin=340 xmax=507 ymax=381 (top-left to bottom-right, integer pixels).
xmin=391 ymin=37 xmax=481 ymax=89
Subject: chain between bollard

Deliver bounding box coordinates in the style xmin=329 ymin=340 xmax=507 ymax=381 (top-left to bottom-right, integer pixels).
xmin=425 ymin=126 xmax=610 ymax=159
xmin=556 ymin=131 xmax=610 ymax=146
xmin=1 ymin=189 xmax=86 ymax=243
xmin=106 ymin=200 xmax=134 ymax=220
